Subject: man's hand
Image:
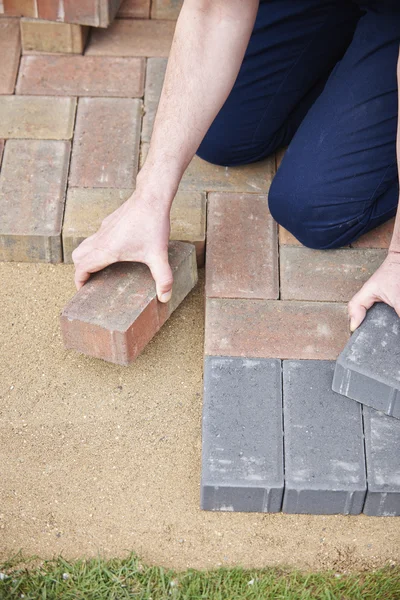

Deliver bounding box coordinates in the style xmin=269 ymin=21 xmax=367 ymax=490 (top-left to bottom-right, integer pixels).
xmin=348 ymin=251 xmax=400 ymax=331
xmin=71 ymin=193 xmax=173 ymax=303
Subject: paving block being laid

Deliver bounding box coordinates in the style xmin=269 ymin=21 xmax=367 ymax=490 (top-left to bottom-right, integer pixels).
xmin=61 ymin=241 xmax=198 ymax=365
xmin=363 ymin=407 xmax=400 ymax=516
xmin=0 ymin=139 xmax=70 ymax=262
xmin=282 ymin=360 xmax=367 ymax=515
xmin=20 ymin=19 xmax=89 ymax=54
xmin=17 ymin=55 xmax=145 ymax=98
xmin=201 ymin=356 xmax=283 ymax=512
xmin=69 ymin=97 xmax=141 ymax=188
xmin=332 ymin=303 xmax=400 ymax=419
xmin=206 ymin=193 xmax=278 ymax=300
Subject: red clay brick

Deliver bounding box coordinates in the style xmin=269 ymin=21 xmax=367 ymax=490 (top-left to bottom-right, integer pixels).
xmin=142 ymin=57 xmax=167 ymax=143
xmin=205 ymin=299 xmax=349 ymax=360
xmin=34 ymin=0 xmax=122 ymax=27
xmin=351 ymin=218 xmax=395 ymax=249
xmin=3 ymin=0 xmax=37 ymax=17
xmin=206 ymin=193 xmax=278 ymax=299
xmin=280 ymin=247 xmax=386 ymax=302
xmin=69 ymin=97 xmax=141 ymax=188
xmin=0 ymin=95 xmax=76 ymax=139
xmin=61 ymin=241 xmax=198 ymax=365
xmin=118 ymin=0 xmax=150 ymax=18
xmin=86 ymin=19 xmax=175 ymax=57
xmin=0 ymin=139 xmax=70 ymax=262
xmin=17 ymin=55 xmax=145 ymax=97
xmin=0 ymin=19 xmax=20 ymax=94
xmin=21 ymin=19 xmax=89 ymax=54
xmin=151 ymin=0 xmax=182 ymax=20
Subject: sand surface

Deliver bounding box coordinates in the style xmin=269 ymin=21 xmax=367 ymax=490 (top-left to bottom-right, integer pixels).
xmin=0 ymin=263 xmax=399 ymax=572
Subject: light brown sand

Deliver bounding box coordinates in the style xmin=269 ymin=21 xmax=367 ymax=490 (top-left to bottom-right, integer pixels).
xmin=0 ymin=263 xmax=399 ymax=572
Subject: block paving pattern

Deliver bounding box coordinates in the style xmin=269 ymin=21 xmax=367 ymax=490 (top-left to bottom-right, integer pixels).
xmin=0 ymin=2 xmax=398 ymax=516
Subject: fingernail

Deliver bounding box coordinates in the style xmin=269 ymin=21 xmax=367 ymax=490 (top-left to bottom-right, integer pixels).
xmin=160 ymin=291 xmax=172 ymax=303
xmin=349 ymin=318 xmax=356 ymax=332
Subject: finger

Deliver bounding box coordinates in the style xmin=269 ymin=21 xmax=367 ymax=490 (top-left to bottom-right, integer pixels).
xmin=348 ymin=286 xmax=378 ymax=332
xmin=73 ymin=247 xmax=118 ymax=291
xmin=147 ymin=252 xmax=174 ymax=303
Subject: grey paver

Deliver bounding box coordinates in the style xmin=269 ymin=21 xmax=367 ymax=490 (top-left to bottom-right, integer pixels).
xmin=201 ymin=356 xmax=283 ymax=512
xmin=363 ymin=407 xmax=400 ymax=516
xmin=332 ymin=303 xmax=400 ymax=419
xmin=282 ymin=360 xmax=367 ymax=515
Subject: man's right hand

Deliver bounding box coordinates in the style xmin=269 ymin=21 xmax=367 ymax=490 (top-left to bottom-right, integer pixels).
xmin=71 ymin=192 xmax=174 ymax=303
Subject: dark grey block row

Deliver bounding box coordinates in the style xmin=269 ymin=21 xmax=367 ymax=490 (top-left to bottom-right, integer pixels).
xmin=333 ymin=303 xmax=400 ymax=419
xmin=201 ymin=357 xmax=400 ymax=516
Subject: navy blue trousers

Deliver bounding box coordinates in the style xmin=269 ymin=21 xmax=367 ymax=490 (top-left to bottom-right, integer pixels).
xmin=197 ymin=0 xmax=400 ymax=249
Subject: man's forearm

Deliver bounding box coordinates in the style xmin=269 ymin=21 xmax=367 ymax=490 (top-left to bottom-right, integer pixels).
xmin=136 ymin=0 xmax=259 ymax=205
xmin=388 ymin=48 xmax=400 ymax=253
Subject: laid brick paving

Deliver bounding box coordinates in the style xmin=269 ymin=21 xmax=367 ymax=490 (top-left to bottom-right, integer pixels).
xmin=0 ymin=5 xmax=398 ymax=516
xmin=0 ymin=18 xmax=20 ymax=94
xmin=17 ymin=55 xmax=145 ymax=97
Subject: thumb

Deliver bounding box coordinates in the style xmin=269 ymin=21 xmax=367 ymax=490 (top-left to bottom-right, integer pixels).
xmin=147 ymin=252 xmax=174 ymax=303
xmin=348 ymin=286 xmax=377 ymax=332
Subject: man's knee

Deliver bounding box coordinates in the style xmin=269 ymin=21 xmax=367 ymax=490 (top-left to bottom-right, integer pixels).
xmin=196 ymin=134 xmax=238 ymax=167
xmin=268 ymin=175 xmax=345 ymax=250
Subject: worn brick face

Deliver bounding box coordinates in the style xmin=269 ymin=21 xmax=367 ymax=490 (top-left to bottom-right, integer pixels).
xmin=206 ymin=193 xmax=278 ymax=300
xmin=86 ymin=19 xmax=175 ymax=57
xmin=205 ymin=298 xmax=349 ymax=360
xmin=117 ymin=0 xmax=150 ymax=18
xmin=0 ymin=95 xmax=76 ymax=139
xmin=142 ymin=57 xmax=167 ymax=144
xmin=151 ymin=0 xmax=182 ymax=20
xmin=17 ymin=55 xmax=145 ymax=97
xmin=0 ymin=19 xmax=20 ymax=94
xmin=61 ymin=241 xmax=198 ymax=365
xmin=0 ymin=139 xmax=70 ymax=262
xmin=69 ymin=97 xmax=141 ymax=188
xmin=280 ymin=247 xmax=386 ymax=302
xmin=21 ymin=18 xmax=89 ymax=54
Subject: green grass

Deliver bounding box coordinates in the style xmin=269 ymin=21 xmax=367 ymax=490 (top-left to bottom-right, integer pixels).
xmin=0 ymin=552 xmax=399 ymax=600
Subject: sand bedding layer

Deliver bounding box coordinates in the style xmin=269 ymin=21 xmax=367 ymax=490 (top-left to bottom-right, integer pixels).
xmin=0 ymin=263 xmax=399 ymax=572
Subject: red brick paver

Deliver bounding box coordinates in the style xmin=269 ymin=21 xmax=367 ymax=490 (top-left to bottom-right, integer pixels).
xmin=151 ymin=0 xmax=183 ymax=20
xmin=0 ymin=95 xmax=76 ymax=139
xmin=0 ymin=139 xmax=70 ymax=262
xmin=69 ymin=97 xmax=141 ymax=188
xmin=3 ymin=0 xmax=36 ymax=17
xmin=21 ymin=19 xmax=89 ymax=54
xmin=118 ymin=0 xmax=150 ymax=19
xmin=280 ymin=247 xmax=386 ymax=302
xmin=86 ymin=19 xmax=175 ymax=57
xmin=17 ymin=55 xmax=145 ymax=97
xmin=0 ymin=19 xmax=20 ymax=94
xmin=205 ymin=299 xmax=349 ymax=360
xmin=35 ymin=0 xmax=120 ymax=27
xmin=206 ymin=193 xmax=278 ymax=299
xmin=61 ymin=241 xmax=198 ymax=365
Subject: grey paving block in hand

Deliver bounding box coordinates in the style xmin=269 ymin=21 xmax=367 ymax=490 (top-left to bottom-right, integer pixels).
xmin=201 ymin=356 xmax=283 ymax=513
xmin=363 ymin=407 xmax=400 ymax=516
xmin=332 ymin=303 xmax=400 ymax=419
xmin=282 ymin=360 xmax=367 ymax=515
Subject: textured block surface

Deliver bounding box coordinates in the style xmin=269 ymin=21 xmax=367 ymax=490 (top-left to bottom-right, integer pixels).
xmin=0 ymin=18 xmax=20 ymax=94
xmin=333 ymin=303 xmax=400 ymax=419
xmin=206 ymin=193 xmax=278 ymax=299
xmin=34 ymin=0 xmax=123 ymax=27
xmin=142 ymin=57 xmax=167 ymax=143
xmin=86 ymin=19 xmax=175 ymax=57
xmin=280 ymin=247 xmax=386 ymax=302
xmin=205 ymin=299 xmax=349 ymax=360
xmin=61 ymin=241 xmax=198 ymax=365
xmin=117 ymin=0 xmax=150 ymax=18
xmin=0 ymin=95 xmax=76 ymax=139
xmin=201 ymin=356 xmax=283 ymax=512
xmin=69 ymin=97 xmax=141 ymax=188
xmin=363 ymin=407 xmax=400 ymax=516
xmin=0 ymin=139 xmax=70 ymax=262
xmin=3 ymin=0 xmax=36 ymax=17
xmin=282 ymin=360 xmax=367 ymax=515
xmin=21 ymin=19 xmax=89 ymax=54
xmin=17 ymin=55 xmax=145 ymax=97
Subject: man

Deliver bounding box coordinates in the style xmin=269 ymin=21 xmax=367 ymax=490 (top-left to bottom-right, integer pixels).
xmin=72 ymin=0 xmax=400 ymax=332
